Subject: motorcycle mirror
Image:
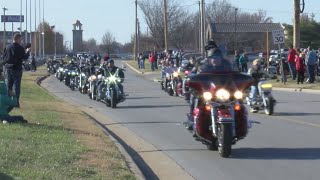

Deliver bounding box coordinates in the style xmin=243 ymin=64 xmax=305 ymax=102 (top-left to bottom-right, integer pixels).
xmin=122 ymin=65 xmax=127 ymax=69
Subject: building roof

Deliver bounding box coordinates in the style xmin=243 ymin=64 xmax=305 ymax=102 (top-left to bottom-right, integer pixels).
xmin=73 ymin=20 xmax=82 ymax=26
xmin=209 ymin=23 xmax=283 ymax=33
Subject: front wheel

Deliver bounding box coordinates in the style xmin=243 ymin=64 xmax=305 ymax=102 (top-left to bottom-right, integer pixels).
xmin=173 ymin=81 xmax=178 ymax=97
xmin=265 ymin=97 xmax=274 ymax=115
xmin=111 ymin=89 xmax=117 ymax=108
xmin=217 ymin=124 xmax=232 ymax=158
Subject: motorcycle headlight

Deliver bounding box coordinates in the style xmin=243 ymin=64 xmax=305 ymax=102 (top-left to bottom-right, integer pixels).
xmin=81 ymin=73 xmax=86 ymax=76
xmin=216 ymin=89 xmax=230 ymax=101
xmin=173 ymin=72 xmax=179 ymax=77
xmin=203 ymin=92 xmax=212 ymax=101
xmin=71 ymin=72 xmax=76 ymax=75
xmin=68 ymin=72 xmax=71 ymax=75
xmin=109 ymin=76 xmax=116 ymax=82
xmin=234 ymin=91 xmax=243 ymax=99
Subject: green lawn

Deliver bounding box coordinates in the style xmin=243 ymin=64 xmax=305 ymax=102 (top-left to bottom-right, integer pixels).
xmin=270 ymin=75 xmax=320 ymax=90
xmin=0 ymin=68 xmax=135 ymax=180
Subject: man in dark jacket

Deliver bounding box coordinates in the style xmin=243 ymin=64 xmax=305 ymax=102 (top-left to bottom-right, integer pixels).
xmin=105 ymin=59 xmax=125 ymax=97
xmin=1 ymin=34 xmax=30 ymax=108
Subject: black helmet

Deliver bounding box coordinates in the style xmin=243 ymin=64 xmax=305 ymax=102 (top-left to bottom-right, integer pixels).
xmin=108 ymin=59 xmax=114 ymax=64
xmin=205 ymin=39 xmax=218 ymax=51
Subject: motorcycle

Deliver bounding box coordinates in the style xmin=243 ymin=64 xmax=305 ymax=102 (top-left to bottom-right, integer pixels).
xmin=77 ymin=72 xmax=89 ymax=94
xmin=88 ymin=75 xmax=98 ymax=100
xmin=103 ymin=70 xmax=125 ymax=108
xmin=182 ymin=68 xmax=195 ymax=101
xmin=186 ymin=72 xmax=254 ymax=158
xmin=68 ymin=69 xmax=79 ymax=91
xmin=246 ymin=80 xmax=276 ymax=115
xmin=55 ymin=66 xmax=65 ymax=81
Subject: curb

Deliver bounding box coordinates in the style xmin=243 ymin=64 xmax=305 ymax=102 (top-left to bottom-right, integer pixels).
xmin=36 ymin=75 xmax=146 ymax=180
xmin=123 ymin=61 xmax=160 ymax=75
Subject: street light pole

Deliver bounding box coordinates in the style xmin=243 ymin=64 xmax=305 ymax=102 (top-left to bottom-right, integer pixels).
xmin=55 ymin=31 xmax=57 ymax=57
xmin=3 ymin=7 xmax=8 ymax=49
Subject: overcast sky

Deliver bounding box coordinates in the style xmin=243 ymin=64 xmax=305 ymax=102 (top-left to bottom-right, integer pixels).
xmin=1 ymin=0 xmax=319 ymax=44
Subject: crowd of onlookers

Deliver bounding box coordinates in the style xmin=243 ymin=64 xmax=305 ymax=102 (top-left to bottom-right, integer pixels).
xmin=233 ymin=46 xmax=320 ymax=84
xmin=137 ymin=50 xmax=183 ymax=72
xmin=288 ymin=45 xmax=318 ymax=84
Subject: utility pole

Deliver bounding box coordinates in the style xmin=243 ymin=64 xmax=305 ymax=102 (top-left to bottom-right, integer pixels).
xmin=25 ymin=0 xmax=28 ymax=43
xmin=137 ymin=18 xmax=140 ymax=55
xmin=234 ymin=8 xmax=238 ymax=51
xmin=163 ymin=0 xmax=168 ymax=51
xmin=134 ymin=0 xmax=138 ymax=61
xmin=198 ymin=1 xmax=201 ymax=51
xmin=293 ymin=0 xmax=305 ymax=48
xmin=20 ymin=0 xmax=22 ymax=34
xmin=3 ymin=7 xmax=8 ymax=50
xmin=42 ymin=0 xmax=44 ymax=57
xmin=38 ymin=0 xmax=41 ymax=57
xmin=200 ymin=0 xmax=205 ymax=56
xmin=29 ymin=0 xmax=32 ymax=43
xmin=35 ymin=0 xmax=37 ymax=57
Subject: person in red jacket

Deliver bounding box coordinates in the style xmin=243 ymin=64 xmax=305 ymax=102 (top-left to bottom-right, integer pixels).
xmin=288 ymin=45 xmax=297 ymax=80
xmin=295 ymin=51 xmax=306 ymax=84
xmin=149 ymin=52 xmax=155 ymax=71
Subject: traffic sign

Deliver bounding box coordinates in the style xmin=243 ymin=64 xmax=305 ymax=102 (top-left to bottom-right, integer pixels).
xmin=272 ymin=29 xmax=285 ymax=45
xmin=1 ymin=15 xmax=24 ymax=23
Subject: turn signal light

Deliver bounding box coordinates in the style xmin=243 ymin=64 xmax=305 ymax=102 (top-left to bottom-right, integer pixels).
xmin=235 ymin=104 xmax=241 ymax=111
xmin=205 ymin=105 xmax=211 ymax=111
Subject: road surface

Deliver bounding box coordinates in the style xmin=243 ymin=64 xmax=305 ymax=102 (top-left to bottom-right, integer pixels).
xmin=42 ymin=61 xmax=320 ymax=180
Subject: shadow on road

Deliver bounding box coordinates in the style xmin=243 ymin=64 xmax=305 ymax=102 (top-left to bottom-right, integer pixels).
xmin=232 ymin=148 xmax=320 ymax=160
xmin=118 ymin=104 xmax=188 ymax=109
xmin=0 ymin=172 xmax=14 ymax=180
xmin=104 ymin=121 xmax=182 ymax=126
xmin=275 ymin=112 xmax=320 ymax=116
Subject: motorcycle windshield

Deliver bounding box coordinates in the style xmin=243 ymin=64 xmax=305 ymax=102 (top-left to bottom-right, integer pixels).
xmin=189 ymin=72 xmax=254 ymax=92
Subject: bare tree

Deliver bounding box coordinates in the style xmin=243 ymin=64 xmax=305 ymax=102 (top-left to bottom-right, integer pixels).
xmin=83 ymin=38 xmax=99 ymax=53
xmin=101 ymin=31 xmax=116 ymax=54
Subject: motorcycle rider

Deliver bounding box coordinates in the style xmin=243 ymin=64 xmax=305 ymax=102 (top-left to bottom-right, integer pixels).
xmin=247 ymin=59 xmax=269 ymax=106
xmin=186 ymin=40 xmax=254 ymax=130
xmin=162 ymin=61 xmax=177 ymax=90
xmin=105 ymin=59 xmax=125 ymax=99
xmin=96 ymin=57 xmax=109 ymax=100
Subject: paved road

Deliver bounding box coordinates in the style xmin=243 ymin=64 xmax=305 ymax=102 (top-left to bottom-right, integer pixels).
xmin=42 ymin=60 xmax=320 ymax=180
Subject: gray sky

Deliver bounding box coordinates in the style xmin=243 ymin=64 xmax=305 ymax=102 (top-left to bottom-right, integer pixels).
xmin=1 ymin=0 xmax=319 ymax=44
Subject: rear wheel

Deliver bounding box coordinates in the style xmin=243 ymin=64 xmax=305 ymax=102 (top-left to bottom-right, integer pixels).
xmin=217 ymin=124 xmax=232 ymax=158
xmin=173 ymin=81 xmax=178 ymax=97
xmin=265 ymin=97 xmax=274 ymax=115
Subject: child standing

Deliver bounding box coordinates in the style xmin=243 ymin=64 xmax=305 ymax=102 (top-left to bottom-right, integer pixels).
xmin=296 ymin=52 xmax=306 ymax=84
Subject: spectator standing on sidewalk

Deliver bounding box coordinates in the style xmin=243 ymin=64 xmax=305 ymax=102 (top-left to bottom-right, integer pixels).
xmin=305 ymin=47 xmax=318 ymax=84
xmin=1 ymin=33 xmax=30 ymax=108
xmin=295 ymin=50 xmax=306 ymax=84
xmin=31 ymin=53 xmax=37 ymax=71
xmin=239 ymin=52 xmax=248 ymax=73
xmin=149 ymin=52 xmax=155 ymax=71
xmin=288 ymin=45 xmax=297 ymax=80
xmin=234 ymin=50 xmax=240 ymax=71
xmin=139 ymin=53 xmax=145 ymax=73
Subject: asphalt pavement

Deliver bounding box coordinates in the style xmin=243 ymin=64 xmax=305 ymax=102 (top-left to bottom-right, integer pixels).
xmin=42 ymin=60 xmax=320 ymax=180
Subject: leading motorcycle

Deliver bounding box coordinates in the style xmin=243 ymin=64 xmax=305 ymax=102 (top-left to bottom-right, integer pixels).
xmin=186 ymin=72 xmax=254 ymax=157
